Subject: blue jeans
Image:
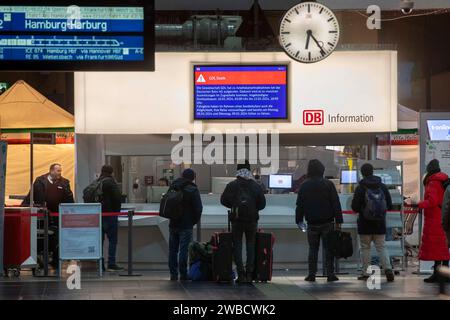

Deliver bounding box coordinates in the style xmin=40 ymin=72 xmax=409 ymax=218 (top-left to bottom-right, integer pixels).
xmin=102 ymin=217 xmax=118 ymax=266
xmin=169 ymin=228 xmax=193 ymax=277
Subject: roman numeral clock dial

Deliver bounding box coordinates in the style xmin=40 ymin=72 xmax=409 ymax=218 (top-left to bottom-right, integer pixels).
xmin=279 ymin=2 xmax=340 ymax=63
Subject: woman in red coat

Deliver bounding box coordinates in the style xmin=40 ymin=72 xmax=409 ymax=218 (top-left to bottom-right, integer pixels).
xmin=418 ymin=159 xmax=450 ymax=283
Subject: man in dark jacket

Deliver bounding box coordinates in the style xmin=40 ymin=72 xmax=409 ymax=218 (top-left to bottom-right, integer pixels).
xmin=22 ymin=163 xmax=74 ymax=269
xmin=351 ymin=163 xmax=395 ymax=282
xmin=221 ymin=160 xmax=266 ymax=283
xmin=296 ymin=159 xmax=343 ymax=282
xmin=168 ymin=169 xmax=203 ymax=281
xmin=98 ymin=165 xmax=124 ymax=272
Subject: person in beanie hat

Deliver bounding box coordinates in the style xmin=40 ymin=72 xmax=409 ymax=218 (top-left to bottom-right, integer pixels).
xmin=168 ymin=168 xmax=203 ymax=281
xmin=351 ymin=163 xmax=394 ymax=282
xmin=221 ymin=160 xmax=266 ymax=283
xmin=418 ymin=159 xmax=450 ymax=283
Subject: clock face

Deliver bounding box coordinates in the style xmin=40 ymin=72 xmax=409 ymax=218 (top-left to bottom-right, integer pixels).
xmin=279 ymin=2 xmax=340 ymax=63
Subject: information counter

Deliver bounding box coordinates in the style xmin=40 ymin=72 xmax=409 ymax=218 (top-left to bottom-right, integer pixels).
xmin=114 ymin=192 xmax=404 ymax=271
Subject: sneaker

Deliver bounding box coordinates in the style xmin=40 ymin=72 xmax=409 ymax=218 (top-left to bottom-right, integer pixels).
xmin=357 ymin=275 xmax=370 ymax=281
xmin=304 ymin=274 xmax=316 ymax=282
xmin=107 ymin=264 xmax=124 ymax=272
xmin=385 ymin=269 xmax=395 ymax=282
xmin=327 ymin=275 xmax=339 ymax=282
xmin=236 ymin=273 xmax=249 ymax=284
xmin=170 ymin=274 xmax=178 ymax=281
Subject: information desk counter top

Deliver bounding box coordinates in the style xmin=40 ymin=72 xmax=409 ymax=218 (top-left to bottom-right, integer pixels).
xmin=119 ymin=193 xmax=403 ymax=229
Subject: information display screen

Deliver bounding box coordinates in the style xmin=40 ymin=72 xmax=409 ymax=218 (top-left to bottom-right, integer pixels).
xmin=194 ymin=65 xmax=288 ymax=120
xmin=0 ymin=1 xmax=154 ymax=71
xmin=427 ymin=120 xmax=450 ymax=141
xmin=269 ymin=175 xmax=292 ymax=189
xmin=340 ymin=170 xmax=358 ymax=184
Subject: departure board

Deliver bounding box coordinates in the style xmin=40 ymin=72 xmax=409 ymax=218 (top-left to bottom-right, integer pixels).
xmin=0 ymin=1 xmax=154 ymax=71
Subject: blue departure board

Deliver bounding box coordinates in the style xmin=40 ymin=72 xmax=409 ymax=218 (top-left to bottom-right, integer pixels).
xmin=0 ymin=1 xmax=154 ymax=71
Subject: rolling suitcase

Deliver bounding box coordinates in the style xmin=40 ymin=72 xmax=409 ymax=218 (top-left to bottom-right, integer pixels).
xmin=254 ymin=230 xmax=275 ymax=282
xmin=210 ymin=215 xmax=233 ymax=282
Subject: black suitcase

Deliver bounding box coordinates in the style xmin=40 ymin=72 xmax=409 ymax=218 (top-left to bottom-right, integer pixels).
xmin=254 ymin=230 xmax=275 ymax=282
xmin=211 ymin=218 xmax=233 ymax=282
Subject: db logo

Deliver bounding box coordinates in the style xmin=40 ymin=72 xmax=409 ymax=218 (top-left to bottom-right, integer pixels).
xmin=303 ymin=110 xmax=324 ymax=125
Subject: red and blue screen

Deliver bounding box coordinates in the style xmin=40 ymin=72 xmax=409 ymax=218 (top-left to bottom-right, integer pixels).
xmin=194 ymin=65 xmax=288 ymax=120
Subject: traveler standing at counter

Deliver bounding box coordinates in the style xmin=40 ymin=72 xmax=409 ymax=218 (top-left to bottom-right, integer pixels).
xmin=97 ymin=165 xmax=124 ymax=272
xmin=418 ymin=159 xmax=450 ymax=283
xmin=168 ymin=169 xmax=203 ymax=281
xmin=221 ymin=160 xmax=266 ymax=283
xmin=295 ymin=159 xmax=343 ymax=282
xmin=22 ymin=163 xmax=74 ymax=270
xmin=351 ymin=163 xmax=394 ymax=282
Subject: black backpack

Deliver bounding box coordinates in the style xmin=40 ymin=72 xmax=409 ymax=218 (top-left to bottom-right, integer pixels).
xmin=230 ymin=181 xmax=257 ymax=222
xmin=83 ymin=178 xmax=105 ymax=203
xmin=159 ymin=181 xmax=189 ymax=220
xmin=363 ymin=186 xmax=387 ymax=221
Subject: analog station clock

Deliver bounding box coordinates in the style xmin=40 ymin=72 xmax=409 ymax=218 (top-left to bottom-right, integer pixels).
xmin=279 ymin=1 xmax=340 ymax=63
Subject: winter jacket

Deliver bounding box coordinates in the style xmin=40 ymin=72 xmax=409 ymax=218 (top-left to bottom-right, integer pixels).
xmin=441 ymin=185 xmax=450 ymax=248
xmin=418 ymin=172 xmax=450 ymax=261
xmin=351 ymin=175 xmax=393 ymax=235
xmin=220 ymin=177 xmax=266 ymax=223
xmin=169 ymin=178 xmax=203 ymax=230
xmin=295 ymin=177 xmax=343 ymax=225
xmin=22 ymin=173 xmax=74 ymax=213
xmin=99 ymin=176 xmax=122 ymax=213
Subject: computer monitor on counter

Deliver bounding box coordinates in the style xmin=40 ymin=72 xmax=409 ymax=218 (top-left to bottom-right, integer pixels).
xmin=268 ymin=174 xmax=292 ymax=189
xmin=340 ymin=170 xmax=358 ymax=184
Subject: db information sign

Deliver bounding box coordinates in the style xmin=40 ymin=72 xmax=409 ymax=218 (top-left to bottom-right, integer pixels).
xmin=59 ymin=203 xmax=102 ymax=261
xmin=303 ymin=110 xmax=324 ymax=125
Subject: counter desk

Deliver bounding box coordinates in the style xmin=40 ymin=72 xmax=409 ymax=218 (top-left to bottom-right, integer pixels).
xmin=114 ymin=193 xmax=404 ymax=271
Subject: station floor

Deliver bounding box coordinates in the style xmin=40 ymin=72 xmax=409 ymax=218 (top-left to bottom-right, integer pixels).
xmin=0 ymin=268 xmax=449 ymax=300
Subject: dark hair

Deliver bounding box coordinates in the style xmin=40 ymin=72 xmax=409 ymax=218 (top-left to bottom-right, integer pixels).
xmin=101 ymin=165 xmax=114 ymax=176
xmin=360 ymin=163 xmax=374 ymax=178
xmin=423 ymin=159 xmax=441 ymax=185
xmin=182 ymin=168 xmax=196 ymax=182
xmin=49 ymin=163 xmax=61 ymax=171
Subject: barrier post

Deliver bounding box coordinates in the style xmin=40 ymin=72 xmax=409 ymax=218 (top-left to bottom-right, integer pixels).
xmin=196 ymin=219 xmax=202 ymax=242
xmin=120 ymin=210 xmax=141 ymax=277
xmin=34 ymin=208 xmax=56 ymax=278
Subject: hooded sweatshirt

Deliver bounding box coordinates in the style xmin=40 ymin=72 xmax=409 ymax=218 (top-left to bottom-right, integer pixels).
xmin=295 ymin=160 xmax=343 ymax=225
xmin=351 ymin=175 xmax=393 ymax=235
xmin=168 ymin=177 xmax=203 ymax=229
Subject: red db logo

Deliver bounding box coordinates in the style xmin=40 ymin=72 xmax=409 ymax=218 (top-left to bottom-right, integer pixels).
xmin=303 ymin=110 xmax=324 ymax=125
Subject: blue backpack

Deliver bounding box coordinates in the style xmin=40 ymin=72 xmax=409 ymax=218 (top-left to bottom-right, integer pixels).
xmin=363 ymin=187 xmax=387 ymax=221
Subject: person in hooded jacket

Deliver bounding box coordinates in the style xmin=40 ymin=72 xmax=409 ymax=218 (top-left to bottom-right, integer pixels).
xmin=351 ymin=163 xmax=395 ymax=282
xmin=418 ymin=159 xmax=450 ymax=283
xmin=296 ymin=159 xmax=343 ymax=282
xmin=168 ymin=169 xmax=203 ymax=281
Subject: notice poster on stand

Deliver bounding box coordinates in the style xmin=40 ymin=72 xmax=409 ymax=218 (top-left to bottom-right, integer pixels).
xmin=59 ymin=203 xmax=102 ymax=260
xmin=425 ymin=141 xmax=450 ymax=175
xmin=0 ymin=141 xmax=7 ymax=272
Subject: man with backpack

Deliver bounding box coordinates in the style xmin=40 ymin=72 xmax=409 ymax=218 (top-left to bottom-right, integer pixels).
xmin=296 ymin=159 xmax=343 ymax=282
xmin=84 ymin=165 xmax=123 ymax=272
xmin=220 ymin=160 xmax=266 ymax=283
xmin=164 ymin=169 xmax=203 ymax=281
xmin=351 ymin=163 xmax=395 ymax=282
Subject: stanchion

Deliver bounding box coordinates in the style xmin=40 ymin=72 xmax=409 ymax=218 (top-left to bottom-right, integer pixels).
xmin=34 ymin=208 xmax=56 ymax=278
xmin=120 ymin=210 xmax=141 ymax=277
xmin=196 ymin=219 xmax=202 ymax=242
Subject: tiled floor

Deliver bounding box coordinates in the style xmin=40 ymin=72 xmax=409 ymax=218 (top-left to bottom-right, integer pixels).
xmin=1 ymin=268 xmax=449 ymax=300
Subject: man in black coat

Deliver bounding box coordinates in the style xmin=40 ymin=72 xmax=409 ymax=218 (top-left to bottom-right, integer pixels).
xmin=97 ymin=165 xmax=124 ymax=272
xmin=22 ymin=163 xmax=74 ymax=269
xmin=351 ymin=163 xmax=394 ymax=282
xmin=296 ymin=159 xmax=343 ymax=282
xmin=168 ymin=169 xmax=203 ymax=281
xmin=221 ymin=160 xmax=266 ymax=283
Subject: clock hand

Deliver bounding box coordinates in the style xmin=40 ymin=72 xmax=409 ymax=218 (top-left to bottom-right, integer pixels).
xmin=305 ymin=30 xmax=312 ymax=50
xmin=310 ymin=32 xmax=326 ymax=55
